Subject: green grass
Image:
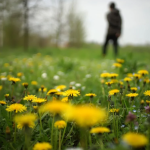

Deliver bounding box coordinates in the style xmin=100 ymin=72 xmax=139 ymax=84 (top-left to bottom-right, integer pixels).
xmin=0 ymin=45 xmax=150 ymax=150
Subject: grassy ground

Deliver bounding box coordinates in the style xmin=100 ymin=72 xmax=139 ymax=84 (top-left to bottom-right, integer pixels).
xmin=0 ymin=45 xmax=150 ymax=150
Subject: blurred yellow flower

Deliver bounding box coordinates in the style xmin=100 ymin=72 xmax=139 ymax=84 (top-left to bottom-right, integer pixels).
xmin=55 ymin=92 xmax=64 ymax=96
xmin=100 ymin=73 xmax=110 ymax=78
xmin=17 ymin=72 xmax=23 ymax=77
xmin=14 ymin=113 xmax=37 ymax=129
xmin=109 ymin=73 xmax=118 ymax=78
xmin=5 ymin=94 xmax=9 ymax=97
xmin=33 ymin=106 xmax=38 ymax=110
xmin=39 ymin=87 xmax=47 ymax=92
xmin=113 ymin=63 xmax=122 ymax=68
xmin=23 ymin=95 xmax=37 ymax=102
xmin=122 ymin=132 xmax=148 ymax=147
xmin=63 ymin=89 xmax=80 ymax=97
xmin=144 ymin=90 xmax=150 ymax=96
xmin=31 ymin=81 xmax=38 ymax=85
xmin=124 ymin=77 xmax=132 ymax=82
xmin=105 ymin=81 xmax=113 ymax=86
xmin=32 ymin=98 xmax=47 ymax=103
xmin=54 ymin=120 xmax=66 ymax=129
xmin=133 ymin=74 xmax=141 ymax=79
xmin=130 ymin=87 xmax=137 ymax=92
xmin=85 ymin=93 xmax=96 ymax=97
xmin=9 ymin=77 xmax=21 ymax=83
xmin=22 ymin=82 xmax=28 ymax=88
xmin=6 ymin=103 xmax=27 ymax=113
xmin=39 ymin=100 xmax=71 ymax=115
xmin=0 ymin=101 xmax=6 ymax=105
xmin=109 ymin=89 xmax=120 ymax=95
xmin=116 ymin=58 xmax=124 ymax=63
xmin=146 ymin=100 xmax=150 ymax=104
xmin=64 ymin=105 xmax=107 ymax=127
xmin=90 ymin=127 xmax=110 ymax=134
xmin=47 ymin=89 xmax=58 ymax=95
xmin=61 ymin=97 xmax=69 ymax=103
xmin=0 ymin=85 xmax=2 ymax=91
xmin=127 ymin=73 xmax=133 ymax=77
xmin=140 ymin=100 xmax=144 ymax=104
xmin=111 ymin=79 xmax=118 ymax=83
xmin=110 ymin=108 xmax=119 ymax=113
xmin=56 ymin=85 xmax=66 ymax=91
xmin=33 ymin=142 xmax=52 ymax=150
xmin=4 ymin=63 xmax=9 ymax=67
xmin=138 ymin=70 xmax=149 ymax=76
xmin=126 ymin=93 xmax=138 ymax=98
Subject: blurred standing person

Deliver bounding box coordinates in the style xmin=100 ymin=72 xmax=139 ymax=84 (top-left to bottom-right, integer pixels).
xmin=102 ymin=2 xmax=122 ymax=57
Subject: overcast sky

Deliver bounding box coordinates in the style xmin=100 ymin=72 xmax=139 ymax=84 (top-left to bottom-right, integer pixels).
xmin=77 ymin=0 xmax=150 ymax=45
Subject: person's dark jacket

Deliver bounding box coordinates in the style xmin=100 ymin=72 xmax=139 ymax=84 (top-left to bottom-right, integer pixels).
xmin=107 ymin=8 xmax=122 ymax=35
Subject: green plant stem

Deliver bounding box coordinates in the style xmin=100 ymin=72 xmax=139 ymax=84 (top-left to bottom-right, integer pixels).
xmin=99 ymin=137 xmax=104 ymax=150
xmin=89 ymin=132 xmax=92 ymax=147
xmin=39 ymin=112 xmax=43 ymax=135
xmin=51 ymin=116 xmax=55 ymax=145
xmin=59 ymin=130 xmax=61 ymax=150
xmin=14 ymin=123 xmax=17 ymax=142
xmin=61 ymin=123 xmax=67 ymax=145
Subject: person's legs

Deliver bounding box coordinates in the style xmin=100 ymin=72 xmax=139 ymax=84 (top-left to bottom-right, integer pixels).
xmin=112 ymin=35 xmax=118 ymax=56
xmin=102 ymin=35 xmax=110 ymax=56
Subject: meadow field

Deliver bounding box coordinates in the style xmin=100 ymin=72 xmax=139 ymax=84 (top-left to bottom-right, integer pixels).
xmin=0 ymin=46 xmax=150 ymax=150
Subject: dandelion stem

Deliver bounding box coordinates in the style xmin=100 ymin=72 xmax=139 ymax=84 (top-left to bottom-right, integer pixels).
xmin=59 ymin=130 xmax=61 ymax=150
xmin=61 ymin=123 xmax=67 ymax=145
xmin=51 ymin=116 xmax=54 ymax=146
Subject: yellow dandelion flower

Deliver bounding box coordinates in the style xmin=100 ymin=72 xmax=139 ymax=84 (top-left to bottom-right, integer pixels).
xmin=119 ymin=81 xmax=123 ymax=85
xmin=122 ymin=132 xmax=148 ymax=148
xmin=140 ymin=100 xmax=144 ymax=104
xmin=126 ymin=93 xmax=138 ymax=98
xmin=22 ymin=82 xmax=28 ymax=88
xmin=5 ymin=94 xmax=9 ymax=97
xmin=127 ymin=73 xmax=133 ymax=77
xmin=144 ymin=90 xmax=150 ymax=96
xmin=64 ymin=105 xmax=107 ymax=127
xmin=9 ymin=77 xmax=21 ymax=83
xmin=56 ymin=85 xmax=66 ymax=91
xmin=39 ymin=87 xmax=47 ymax=92
xmin=63 ymin=89 xmax=80 ymax=97
xmin=124 ymin=77 xmax=132 ymax=82
xmin=61 ymin=97 xmax=69 ymax=103
xmin=33 ymin=142 xmax=52 ymax=150
xmin=4 ymin=63 xmax=9 ymax=67
xmin=100 ymin=73 xmax=110 ymax=78
xmin=47 ymin=89 xmax=58 ymax=95
xmin=0 ymin=85 xmax=2 ymax=90
xmin=55 ymin=92 xmax=64 ymax=96
xmin=17 ymin=72 xmax=23 ymax=77
xmin=110 ymin=108 xmax=119 ymax=113
xmin=39 ymin=100 xmax=71 ymax=115
xmin=33 ymin=106 xmax=38 ymax=110
xmin=133 ymin=74 xmax=141 ymax=79
xmin=144 ymin=78 xmax=150 ymax=83
xmin=32 ymin=98 xmax=47 ymax=103
xmin=146 ymin=100 xmax=150 ymax=104
xmin=113 ymin=63 xmax=122 ymax=68
xmin=130 ymin=87 xmax=137 ymax=92
xmin=109 ymin=73 xmax=118 ymax=78
xmin=85 ymin=93 xmax=96 ymax=97
xmin=14 ymin=113 xmax=37 ymax=129
xmin=31 ymin=81 xmax=38 ymax=85
xmin=116 ymin=58 xmax=124 ymax=64
xmin=90 ymin=127 xmax=110 ymax=134
xmin=6 ymin=103 xmax=27 ymax=113
xmin=109 ymin=89 xmax=120 ymax=95
xmin=138 ymin=70 xmax=149 ymax=76
xmin=0 ymin=101 xmax=6 ymax=105
xmin=111 ymin=79 xmax=118 ymax=83
xmin=105 ymin=81 xmax=113 ymax=86
xmin=101 ymin=79 xmax=105 ymax=84
xmin=23 ymin=95 xmax=37 ymax=102
xmin=54 ymin=120 xmax=66 ymax=129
